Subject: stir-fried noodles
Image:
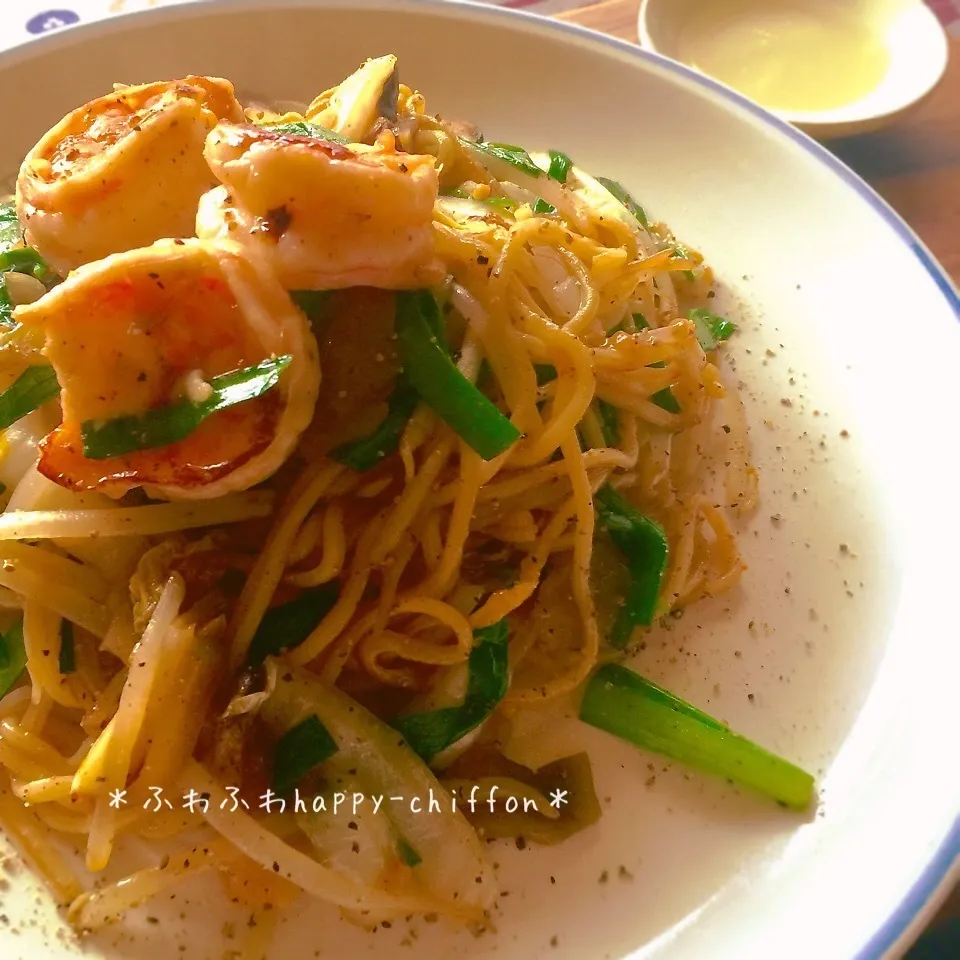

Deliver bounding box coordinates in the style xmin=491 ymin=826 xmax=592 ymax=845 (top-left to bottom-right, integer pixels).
xmin=0 ymin=56 xmax=811 ymax=949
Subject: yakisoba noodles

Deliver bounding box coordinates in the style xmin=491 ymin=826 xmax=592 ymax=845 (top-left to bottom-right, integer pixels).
xmin=0 ymin=55 xmax=812 ymax=951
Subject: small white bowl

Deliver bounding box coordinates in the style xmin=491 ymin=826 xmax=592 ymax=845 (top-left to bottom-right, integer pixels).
xmin=638 ymin=0 xmax=950 ymax=138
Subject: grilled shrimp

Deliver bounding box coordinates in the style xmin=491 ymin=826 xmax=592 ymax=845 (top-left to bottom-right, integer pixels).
xmin=16 ymin=76 xmax=244 ymax=276
xmin=13 ymin=238 xmax=320 ymax=501
xmin=195 ymin=123 xmax=444 ymax=290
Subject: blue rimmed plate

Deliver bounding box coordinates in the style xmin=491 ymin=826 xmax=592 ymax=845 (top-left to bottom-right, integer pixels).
xmin=0 ymin=3 xmax=956 ymax=959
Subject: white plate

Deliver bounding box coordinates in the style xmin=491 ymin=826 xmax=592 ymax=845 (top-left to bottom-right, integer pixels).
xmin=0 ymin=2 xmax=958 ymax=959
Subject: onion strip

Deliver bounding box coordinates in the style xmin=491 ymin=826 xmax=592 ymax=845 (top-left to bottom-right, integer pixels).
xmin=186 ymin=762 xmax=463 ymax=918
xmin=0 ymin=492 xmax=275 ymax=541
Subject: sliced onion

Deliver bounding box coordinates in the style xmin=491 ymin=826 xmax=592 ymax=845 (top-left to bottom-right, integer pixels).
xmin=260 ymin=663 xmax=494 ymax=918
xmin=296 ymin=762 xmax=397 ymax=887
xmin=186 ymin=761 xmax=460 ymax=918
xmin=528 ymin=245 xmax=581 ymax=322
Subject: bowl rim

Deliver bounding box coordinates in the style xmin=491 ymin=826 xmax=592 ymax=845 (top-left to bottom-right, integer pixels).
xmin=1 ymin=1 xmax=959 ymax=957
xmin=634 ymin=0 xmax=951 ymax=130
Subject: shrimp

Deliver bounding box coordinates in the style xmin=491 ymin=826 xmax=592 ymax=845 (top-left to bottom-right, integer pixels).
xmin=16 ymin=76 xmax=244 ymax=276
xmin=195 ymin=123 xmax=444 ymax=290
xmin=13 ymin=238 xmax=320 ymax=501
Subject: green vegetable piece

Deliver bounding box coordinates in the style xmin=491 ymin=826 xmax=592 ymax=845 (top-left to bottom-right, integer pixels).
xmin=395 ymin=290 xmax=520 ymax=460
xmin=0 ymin=277 xmax=15 ymax=330
xmin=645 ymin=358 xmax=680 ymax=413
xmin=532 ymin=198 xmax=557 ymax=215
xmin=263 ymin=120 xmax=350 ymax=145
xmin=534 ymin=364 xmax=558 ymax=385
xmin=546 ymin=149 xmax=573 ymax=184
xmin=0 ymin=620 xmax=26 ymax=698
xmin=0 ymin=247 xmax=48 ymax=279
xmin=0 ymin=365 xmax=61 ymax=432
xmin=688 ymin=307 xmax=737 ymax=352
xmin=290 ymin=290 xmax=331 ymax=323
xmin=607 ymin=588 xmax=645 ymax=650
xmin=397 ymin=837 xmax=422 ymax=867
xmin=596 ymin=176 xmax=649 ymax=228
xmin=650 ymin=388 xmax=681 ymax=414
xmin=393 ymin=620 xmax=509 ymax=762
xmin=247 ymin=583 xmax=339 ymax=667
xmin=81 ymin=356 xmax=292 ymax=460
xmin=484 ymin=196 xmax=518 ymax=212
xmin=332 ymin=383 xmax=419 ymax=472
xmin=580 ymin=663 xmax=815 ymax=810
xmin=273 ymin=714 xmax=339 ymax=795
xmin=594 ymin=485 xmax=669 ymax=644
xmin=631 ymin=312 xmax=649 ymax=330
xmin=466 ymin=139 xmax=543 ymax=179
xmin=442 ymin=188 xmax=517 ymax=213
xmin=0 ymin=201 xmax=53 ymax=287
xmin=597 ymin=400 xmax=620 ymax=447
xmin=606 ymin=318 xmax=627 ymax=335
xmin=0 ymin=202 xmax=21 ymax=250
xmin=669 ymin=244 xmax=696 ymax=281
xmin=417 ymin=287 xmax=448 ymax=346
xmin=59 ymin=620 xmax=76 ymax=675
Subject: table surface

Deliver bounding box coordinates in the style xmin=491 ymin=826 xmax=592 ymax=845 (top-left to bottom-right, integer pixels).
xmin=557 ymin=0 xmax=960 ymax=945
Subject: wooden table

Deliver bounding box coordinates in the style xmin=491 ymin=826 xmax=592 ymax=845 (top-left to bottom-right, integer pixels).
xmin=556 ymin=0 xmax=960 ymax=946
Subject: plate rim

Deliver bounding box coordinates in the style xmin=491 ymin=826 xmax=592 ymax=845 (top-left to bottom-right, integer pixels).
xmin=0 ymin=1 xmax=958 ymax=958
